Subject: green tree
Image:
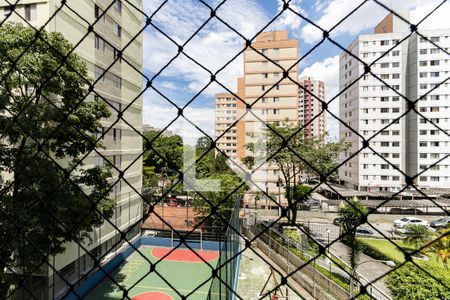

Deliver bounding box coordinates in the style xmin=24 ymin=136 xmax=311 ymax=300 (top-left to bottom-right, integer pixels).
xmin=403 ymin=224 xmax=433 ymax=252
xmin=387 ymin=262 xmax=450 ymax=299
xmin=142 ymin=166 xmax=161 ymax=203
xmin=0 ymin=23 xmax=114 ymax=297
xmin=429 ymin=228 xmax=450 ymax=269
xmin=192 ymin=173 xmax=244 ymax=229
xmin=245 ymin=122 xmax=348 ymax=224
xmin=289 ymin=184 xmax=313 ymax=210
xmin=143 ymin=130 xmax=183 ymax=173
xmin=338 ymin=197 xmax=368 ymax=296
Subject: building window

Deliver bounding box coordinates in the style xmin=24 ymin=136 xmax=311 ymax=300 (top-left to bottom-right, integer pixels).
xmin=430 ymin=60 xmax=440 ymax=66
xmin=430 ymin=48 xmax=440 ymax=54
xmin=113 ymin=128 xmax=121 ymax=142
xmin=430 ymin=37 xmax=440 ymax=42
xmin=94 ymin=66 xmax=105 ymax=81
xmin=392 ymin=50 xmax=400 ymax=56
xmin=3 ymin=6 xmax=11 ymax=17
xmin=114 ymin=0 xmax=122 ymax=13
xmin=392 ymin=73 xmax=400 ymax=79
xmin=263 ymin=73 xmax=268 ymax=78
xmin=95 ymin=34 xmax=105 ymax=51
xmin=95 ymin=5 xmax=104 ymax=20
xmin=113 ymin=22 xmax=122 ymax=37
xmin=420 ymin=49 xmax=427 ymax=54
xmin=273 ymin=109 xmax=280 ymax=115
xmin=380 ymin=63 xmax=389 ymax=68
xmin=111 ymin=73 xmax=122 ymax=89
xmin=273 ymin=97 xmax=279 ymax=103
xmin=392 ymin=62 xmax=400 ymax=67
xmin=25 ymin=4 xmax=37 ymax=22
xmin=419 ymin=61 xmax=427 ymax=66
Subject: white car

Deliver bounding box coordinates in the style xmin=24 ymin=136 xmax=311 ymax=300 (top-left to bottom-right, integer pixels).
xmin=393 ymin=217 xmax=429 ymax=229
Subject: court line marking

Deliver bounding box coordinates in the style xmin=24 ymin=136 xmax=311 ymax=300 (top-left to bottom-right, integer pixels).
xmin=133 ymin=284 xmax=223 ymax=296
xmin=150 ymin=248 xmax=220 ymax=264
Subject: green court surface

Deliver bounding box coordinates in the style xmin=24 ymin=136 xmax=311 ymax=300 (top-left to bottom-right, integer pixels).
xmin=85 ymin=246 xmax=219 ymax=300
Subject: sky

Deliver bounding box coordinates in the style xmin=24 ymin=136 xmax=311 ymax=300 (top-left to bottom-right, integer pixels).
xmin=140 ymin=0 xmax=450 ymax=144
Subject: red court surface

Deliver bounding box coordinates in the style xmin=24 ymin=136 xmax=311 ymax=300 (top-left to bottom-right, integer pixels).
xmin=131 ymin=291 xmax=173 ymax=300
xmin=151 ymin=248 xmax=219 ymax=263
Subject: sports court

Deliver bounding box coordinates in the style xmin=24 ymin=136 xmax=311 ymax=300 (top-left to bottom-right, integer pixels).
xmin=85 ymin=246 xmax=220 ymax=300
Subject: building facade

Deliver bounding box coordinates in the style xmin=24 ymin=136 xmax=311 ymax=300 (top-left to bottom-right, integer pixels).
xmin=0 ymin=1 xmax=143 ymax=298
xmin=298 ymin=76 xmax=326 ymax=137
xmin=339 ymin=12 xmax=450 ymax=191
xmin=215 ymin=93 xmax=238 ymax=159
xmin=214 ymin=31 xmax=301 ymax=204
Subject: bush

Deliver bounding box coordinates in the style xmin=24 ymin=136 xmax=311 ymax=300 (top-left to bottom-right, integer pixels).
xmin=387 ymin=262 xmax=450 ymax=299
xmin=357 ymin=240 xmax=398 ymax=263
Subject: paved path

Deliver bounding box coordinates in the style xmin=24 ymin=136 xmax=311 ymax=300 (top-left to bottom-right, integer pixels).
xmin=237 ymin=241 xmax=312 ymax=300
xmin=329 ymin=241 xmax=392 ymax=296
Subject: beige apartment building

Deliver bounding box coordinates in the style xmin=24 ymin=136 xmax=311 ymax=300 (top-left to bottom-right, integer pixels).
xmin=215 ymin=31 xmax=301 ymax=206
xmin=298 ymin=76 xmax=326 ymax=137
xmin=0 ymin=1 xmax=143 ymax=298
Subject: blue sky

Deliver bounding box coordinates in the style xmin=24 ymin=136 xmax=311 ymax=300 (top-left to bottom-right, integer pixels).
xmin=140 ymin=0 xmax=450 ymax=144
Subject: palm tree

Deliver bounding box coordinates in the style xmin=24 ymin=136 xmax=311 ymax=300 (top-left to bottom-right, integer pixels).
xmin=403 ymin=224 xmax=433 ymax=252
xmin=429 ymin=228 xmax=450 ymax=269
xmin=338 ymin=197 xmax=368 ymax=296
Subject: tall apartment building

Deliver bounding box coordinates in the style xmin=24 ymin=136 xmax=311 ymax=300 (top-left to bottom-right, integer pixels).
xmin=0 ymin=1 xmax=143 ymax=298
xmin=298 ymin=76 xmax=326 ymax=137
xmin=215 ymin=31 xmax=300 ymax=202
xmin=339 ymin=12 xmax=450 ymax=191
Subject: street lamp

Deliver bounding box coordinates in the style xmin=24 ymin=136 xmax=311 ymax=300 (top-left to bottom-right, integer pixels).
xmin=349 ymin=259 xmax=395 ymax=299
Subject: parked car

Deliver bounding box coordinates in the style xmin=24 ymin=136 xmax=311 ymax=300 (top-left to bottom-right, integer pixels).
xmin=356 ymin=227 xmax=374 ymax=236
xmin=333 ymin=217 xmax=341 ymax=226
xmin=393 ymin=217 xmax=428 ymax=229
xmin=430 ymin=217 xmax=450 ymax=229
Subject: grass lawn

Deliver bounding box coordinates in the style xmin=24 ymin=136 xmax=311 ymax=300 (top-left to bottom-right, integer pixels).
xmin=358 ymin=238 xmax=446 ymax=268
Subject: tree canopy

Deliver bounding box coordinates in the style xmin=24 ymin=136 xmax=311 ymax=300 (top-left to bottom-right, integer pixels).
xmin=0 ymin=23 xmax=114 ymax=296
xmin=245 ymin=122 xmax=348 ymax=224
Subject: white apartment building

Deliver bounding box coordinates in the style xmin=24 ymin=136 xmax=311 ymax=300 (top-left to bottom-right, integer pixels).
xmin=339 ymin=12 xmax=450 ymax=191
xmin=215 ymin=93 xmax=238 ymax=160
xmin=0 ymin=1 xmax=143 ymax=298
xmin=406 ymin=29 xmax=450 ymax=188
xmin=298 ymin=76 xmax=327 ymax=137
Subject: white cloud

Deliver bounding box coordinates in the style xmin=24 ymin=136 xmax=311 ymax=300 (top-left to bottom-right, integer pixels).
xmin=269 ymin=0 xmax=306 ymax=37
xmin=300 ymin=55 xmax=340 ymax=140
xmin=301 ymin=0 xmax=450 ymax=44
xmin=143 ymin=0 xmax=269 ymax=96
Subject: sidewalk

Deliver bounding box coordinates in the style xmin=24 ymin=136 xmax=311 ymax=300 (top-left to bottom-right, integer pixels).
xmin=329 ymin=241 xmax=392 ymax=295
xmin=237 ymin=242 xmax=312 ymax=300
